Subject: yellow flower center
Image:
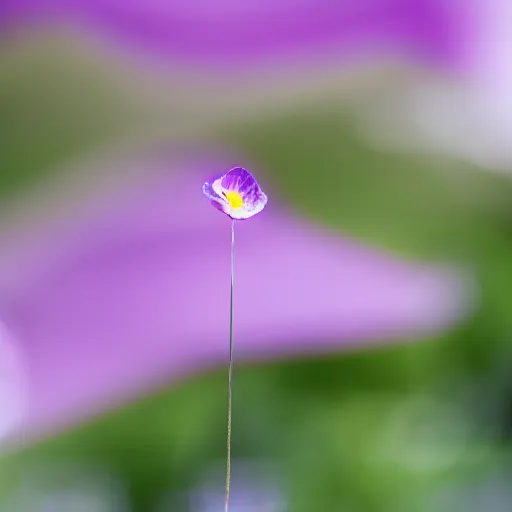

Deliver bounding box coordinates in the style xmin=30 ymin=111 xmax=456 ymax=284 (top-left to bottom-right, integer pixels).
xmin=225 ymin=191 xmax=244 ymax=209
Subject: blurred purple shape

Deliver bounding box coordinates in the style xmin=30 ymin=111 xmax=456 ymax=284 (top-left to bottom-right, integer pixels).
xmin=0 ymin=0 xmax=471 ymax=70
xmin=0 ymin=153 xmax=470 ymax=444
xmin=0 ymin=327 xmax=26 ymax=440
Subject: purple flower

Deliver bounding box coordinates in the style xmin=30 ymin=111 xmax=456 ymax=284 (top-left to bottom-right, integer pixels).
xmin=203 ymin=167 xmax=268 ymax=220
xmin=0 ymin=151 xmax=472 ymax=446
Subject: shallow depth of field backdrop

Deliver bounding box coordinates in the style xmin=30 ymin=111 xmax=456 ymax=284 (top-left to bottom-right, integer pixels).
xmin=0 ymin=2 xmax=512 ymax=511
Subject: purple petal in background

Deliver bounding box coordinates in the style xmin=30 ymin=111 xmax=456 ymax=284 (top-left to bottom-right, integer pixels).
xmin=0 ymin=152 xmax=472 ymax=446
xmin=0 ymin=0 xmax=472 ymax=70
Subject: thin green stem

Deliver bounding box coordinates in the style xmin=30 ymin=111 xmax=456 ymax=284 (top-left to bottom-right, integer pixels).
xmin=225 ymin=219 xmax=235 ymax=512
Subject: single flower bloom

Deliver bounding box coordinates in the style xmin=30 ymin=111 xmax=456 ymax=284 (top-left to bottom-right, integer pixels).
xmin=203 ymin=167 xmax=268 ymax=220
xmin=0 ymin=151 xmax=473 ymax=447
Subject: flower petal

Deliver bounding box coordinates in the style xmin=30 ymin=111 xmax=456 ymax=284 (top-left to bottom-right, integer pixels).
xmin=202 ymin=179 xmax=229 ymax=215
xmin=220 ymin=167 xmax=254 ymax=192
xmin=0 ymin=152 xmax=473 ymax=445
xmin=0 ymin=0 xmax=471 ymax=70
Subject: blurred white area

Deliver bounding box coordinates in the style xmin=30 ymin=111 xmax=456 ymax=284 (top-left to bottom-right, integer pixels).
xmin=357 ymin=76 xmax=512 ymax=173
xmin=357 ymin=0 xmax=512 ymax=174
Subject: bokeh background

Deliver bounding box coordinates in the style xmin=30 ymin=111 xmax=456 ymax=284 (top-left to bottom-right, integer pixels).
xmin=0 ymin=1 xmax=512 ymax=511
